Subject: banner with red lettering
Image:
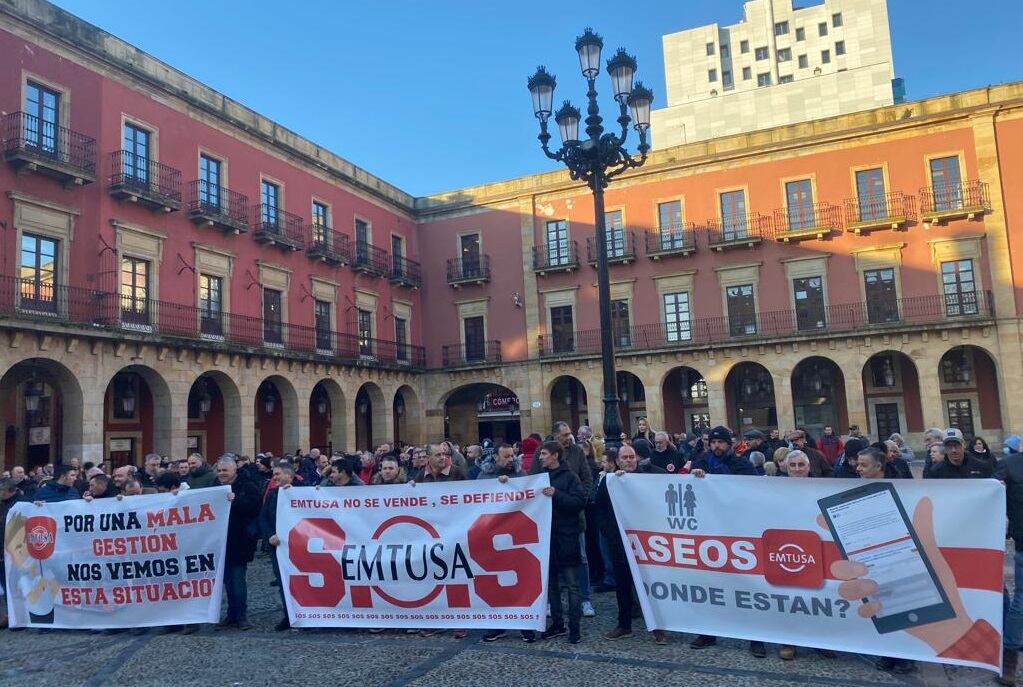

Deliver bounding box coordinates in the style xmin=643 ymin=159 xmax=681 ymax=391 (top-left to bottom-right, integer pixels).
xmin=4 ymin=486 xmax=230 ymax=629
xmin=608 ymin=475 xmax=1005 ymax=672
xmin=275 ymin=475 xmax=552 ymax=629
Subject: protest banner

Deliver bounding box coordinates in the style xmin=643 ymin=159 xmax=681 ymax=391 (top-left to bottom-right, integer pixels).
xmin=275 ymin=475 xmax=552 ymax=629
xmin=607 ymin=474 xmax=1005 ymax=672
xmin=4 ymin=486 xmax=231 ymax=629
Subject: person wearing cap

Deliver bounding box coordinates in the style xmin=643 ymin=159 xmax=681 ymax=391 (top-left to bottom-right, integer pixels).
xmin=997 ymin=436 xmax=1023 ymax=684
xmin=688 ymin=426 xmax=763 ymax=657
xmin=924 ymin=428 xmax=993 ymax=479
xmin=740 ymin=429 xmax=765 ymax=463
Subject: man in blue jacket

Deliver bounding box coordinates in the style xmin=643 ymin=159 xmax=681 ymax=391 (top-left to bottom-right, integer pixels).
xmin=33 ymin=463 xmax=80 ymax=503
xmin=690 ymin=426 xmax=757 ymax=476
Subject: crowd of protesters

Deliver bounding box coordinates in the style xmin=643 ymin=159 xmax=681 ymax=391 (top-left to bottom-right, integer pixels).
xmin=2 ymin=420 xmax=1023 ymax=685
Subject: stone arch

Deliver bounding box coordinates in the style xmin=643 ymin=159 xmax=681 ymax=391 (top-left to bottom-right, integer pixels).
xmin=393 ymin=384 xmax=423 ymax=448
xmin=355 ymin=382 xmax=387 ymax=451
xmin=0 ymin=357 xmax=85 ymax=469
xmin=187 ymin=370 xmax=243 ymax=459
xmin=310 ymin=378 xmax=346 ymax=454
xmin=547 ymin=375 xmax=589 ymax=433
xmin=724 ymin=361 xmax=777 ymax=432
xmin=616 ymin=370 xmax=646 ymax=437
xmin=255 ymin=374 xmax=300 ymax=457
xmin=441 ymin=382 xmax=521 ymax=446
xmin=790 ymin=356 xmax=848 ymax=437
xmin=660 ymin=366 xmax=709 ymax=436
xmin=861 ymin=351 xmax=923 ymax=439
xmin=102 ymin=364 xmax=173 ymax=465
xmin=936 ymin=344 xmax=1002 ymax=437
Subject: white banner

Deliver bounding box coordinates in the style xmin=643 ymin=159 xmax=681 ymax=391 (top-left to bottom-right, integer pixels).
xmin=4 ymin=486 xmax=231 ymax=629
xmin=608 ymin=474 xmax=1005 ymax=672
xmin=276 ymin=475 xmax=552 ymax=629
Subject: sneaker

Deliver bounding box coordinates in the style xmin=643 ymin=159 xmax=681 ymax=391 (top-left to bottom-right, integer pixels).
xmin=483 ymin=630 xmax=507 ymax=642
xmin=568 ymin=631 xmax=581 ymax=644
xmin=779 ymin=645 xmax=796 ymax=660
xmin=452 ymin=630 xmax=468 ymax=639
xmin=405 ymin=628 xmax=420 ymax=634
xmin=689 ymin=634 xmax=717 ymax=649
xmin=604 ymin=627 xmax=633 ymax=640
xmin=521 ymin=630 xmax=536 ymax=643
xmin=750 ymin=641 xmax=766 ymax=658
xmin=368 ymin=628 xmax=386 ymax=634
xmin=581 ymin=601 xmax=596 ymax=618
xmin=541 ymin=625 xmax=567 ymax=640
xmin=274 ymin=619 xmax=291 ymax=632
xmin=419 ymin=629 xmax=443 ymax=637
xmin=652 ymin=630 xmax=667 ymax=645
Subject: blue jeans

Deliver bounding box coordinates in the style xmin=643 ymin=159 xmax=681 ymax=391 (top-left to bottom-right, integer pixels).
xmin=1004 ymin=550 xmax=1023 ymax=649
xmin=598 ymin=534 xmax=616 ymax=587
xmin=576 ymin=533 xmax=591 ymax=603
xmin=224 ymin=563 xmax=248 ymax=622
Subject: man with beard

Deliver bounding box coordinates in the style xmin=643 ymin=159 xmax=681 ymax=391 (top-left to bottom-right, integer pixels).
xmin=9 ymin=466 xmax=36 ymax=499
xmin=138 ymin=453 xmax=162 ymax=490
xmin=650 ymin=432 xmax=683 ymax=473
xmin=186 ymin=453 xmax=217 ymax=489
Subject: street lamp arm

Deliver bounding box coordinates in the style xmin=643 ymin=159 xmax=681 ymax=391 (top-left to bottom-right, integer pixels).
xmin=611 ymin=100 xmax=631 ymax=149
xmin=538 ymin=121 xmax=564 ymax=161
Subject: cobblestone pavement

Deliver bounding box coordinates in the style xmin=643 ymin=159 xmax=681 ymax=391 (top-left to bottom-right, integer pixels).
xmin=0 ymin=546 xmax=1008 ymax=687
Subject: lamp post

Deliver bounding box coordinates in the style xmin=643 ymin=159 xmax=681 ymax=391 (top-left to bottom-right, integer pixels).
xmin=528 ymin=28 xmax=653 ymax=447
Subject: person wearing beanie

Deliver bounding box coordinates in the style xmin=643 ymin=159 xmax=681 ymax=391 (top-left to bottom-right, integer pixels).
xmin=520 ymin=434 xmax=542 ymax=473
xmin=834 ymin=438 xmax=866 ymax=478
xmin=1006 ymin=435 xmax=1023 ymax=456
xmin=687 ymin=426 xmax=762 ymax=658
xmin=632 ymin=438 xmax=653 ymax=464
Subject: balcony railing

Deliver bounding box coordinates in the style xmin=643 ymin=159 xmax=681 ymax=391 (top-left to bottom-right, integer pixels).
xmin=920 ymin=181 xmax=990 ymax=223
xmin=772 ymin=202 xmax=841 ymax=243
xmin=0 ymin=276 xmax=425 ymax=369
xmin=305 ymin=224 xmax=351 ymax=265
xmin=2 ymin=111 xmax=96 ymax=185
xmin=447 ymin=255 xmax=491 ymax=286
xmin=107 ymin=151 xmax=182 ymax=211
xmin=441 ymin=340 xmax=502 ymax=367
xmin=252 ymin=204 xmax=305 ymax=251
xmin=352 ymin=240 xmax=390 ymax=277
xmin=537 ymin=291 xmax=993 ymax=358
xmin=187 ymin=180 xmax=249 ymax=233
xmin=707 ymin=213 xmax=771 ymax=250
xmin=533 ymin=241 xmax=580 ymax=274
xmin=389 ymin=255 xmax=422 ymax=289
xmin=586 ymin=231 xmax=637 ymax=265
xmin=645 ymin=223 xmax=698 ymax=258
xmin=844 ymin=191 xmax=914 ymax=234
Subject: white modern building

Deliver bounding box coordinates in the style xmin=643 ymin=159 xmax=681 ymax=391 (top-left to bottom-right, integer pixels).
xmin=650 ymin=0 xmax=904 ymax=147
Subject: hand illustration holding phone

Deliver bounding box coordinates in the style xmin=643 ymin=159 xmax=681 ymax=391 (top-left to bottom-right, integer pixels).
xmin=818 ymin=496 xmax=999 ymax=666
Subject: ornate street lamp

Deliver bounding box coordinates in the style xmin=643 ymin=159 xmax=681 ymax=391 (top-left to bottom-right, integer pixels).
xmin=528 ymin=29 xmax=653 ymax=447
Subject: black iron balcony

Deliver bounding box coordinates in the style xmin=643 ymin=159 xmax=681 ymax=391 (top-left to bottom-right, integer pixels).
xmin=586 ymin=231 xmax=636 ymax=265
xmin=2 ymin=111 xmax=96 ymax=185
xmin=537 ymin=291 xmax=993 ymax=358
xmin=351 ymin=240 xmax=389 ymax=277
xmin=187 ymin=180 xmax=249 ymax=233
xmin=305 ymin=224 xmax=351 ymax=266
xmin=389 ymin=255 xmax=422 ymax=289
xmin=0 ymin=276 xmax=113 ymax=327
xmin=252 ymin=204 xmax=305 ymax=251
xmin=107 ymin=151 xmax=182 ymax=212
xmin=442 ymin=340 xmax=502 ymax=367
xmin=772 ymin=202 xmax=841 ymax=243
xmin=844 ymin=191 xmax=915 ymax=234
xmin=533 ymin=241 xmax=580 ymax=275
xmin=447 ymin=255 xmax=491 ymax=287
xmin=707 ymin=213 xmax=771 ymax=250
xmin=645 ymin=223 xmax=698 ymax=258
xmin=920 ymin=180 xmax=990 ymax=224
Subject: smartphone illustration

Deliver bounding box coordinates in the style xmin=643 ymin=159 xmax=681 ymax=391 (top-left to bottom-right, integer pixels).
xmin=818 ymin=482 xmax=955 ymax=634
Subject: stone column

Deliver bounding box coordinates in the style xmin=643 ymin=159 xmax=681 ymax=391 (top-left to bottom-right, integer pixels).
xmin=705 ymin=360 xmax=728 ymax=429
xmin=843 ymin=364 xmax=868 ymax=435
xmin=164 ymin=377 xmax=191 ymax=460
xmin=916 ymin=360 xmax=945 ymax=431
xmin=773 ymin=369 xmax=795 ymax=432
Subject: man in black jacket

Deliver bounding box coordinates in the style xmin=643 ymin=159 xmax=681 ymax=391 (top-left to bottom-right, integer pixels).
xmin=537 ymin=441 xmax=587 ymax=644
xmin=924 ymin=428 xmax=993 ymax=479
xmin=650 ymin=432 xmax=683 ymax=473
xmin=997 ymin=435 xmax=1023 ymax=685
xmin=260 ymin=462 xmax=295 ymax=632
xmin=690 ymin=426 xmax=757 ymax=476
xmin=216 ymin=457 xmax=262 ymax=630
xmin=597 ymin=444 xmax=668 ymax=644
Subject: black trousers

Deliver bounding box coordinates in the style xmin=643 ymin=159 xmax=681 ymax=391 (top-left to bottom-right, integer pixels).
xmin=612 ymin=555 xmax=635 ymax=631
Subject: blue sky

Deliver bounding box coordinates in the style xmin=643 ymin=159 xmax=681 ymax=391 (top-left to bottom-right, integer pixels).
xmin=51 ymin=1 xmax=1023 ymax=197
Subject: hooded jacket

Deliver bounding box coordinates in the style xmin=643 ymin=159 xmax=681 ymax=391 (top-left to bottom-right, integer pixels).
xmin=690 ymin=448 xmax=757 ymax=476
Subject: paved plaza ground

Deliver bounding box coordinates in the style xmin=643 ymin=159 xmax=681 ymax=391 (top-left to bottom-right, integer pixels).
xmin=0 ymin=543 xmax=1008 ymax=687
